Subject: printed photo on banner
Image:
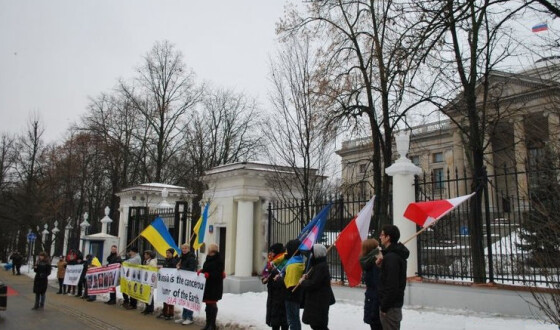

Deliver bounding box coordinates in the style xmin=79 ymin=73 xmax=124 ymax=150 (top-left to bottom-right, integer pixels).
xmin=156 ymin=268 xmax=206 ymax=312
xmin=86 ymin=263 xmax=121 ymax=295
xmin=63 ymin=264 xmax=84 ymax=286
xmin=121 ymin=262 xmax=158 ymax=303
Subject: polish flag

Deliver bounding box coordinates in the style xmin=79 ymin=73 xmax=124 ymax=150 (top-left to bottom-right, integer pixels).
xmin=335 ymin=197 xmax=375 ymax=287
xmin=403 ymin=193 xmax=476 ymax=227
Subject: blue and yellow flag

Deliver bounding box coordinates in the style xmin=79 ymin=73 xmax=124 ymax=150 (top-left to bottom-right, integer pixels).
xmin=140 ymin=217 xmax=180 ymax=257
xmin=283 ymin=255 xmax=304 ymax=288
xmin=192 ymin=203 xmax=209 ymax=250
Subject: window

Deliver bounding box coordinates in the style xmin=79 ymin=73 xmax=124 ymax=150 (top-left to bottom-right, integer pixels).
xmin=433 ymin=152 xmax=444 ymax=163
xmin=433 ymin=168 xmax=444 ymax=190
xmin=359 ymin=164 xmax=367 ymax=173
xmin=411 ymin=155 xmax=420 ymax=166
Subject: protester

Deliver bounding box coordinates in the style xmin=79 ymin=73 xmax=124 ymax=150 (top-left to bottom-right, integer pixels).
xmin=76 ymin=253 xmax=87 ymax=298
xmin=32 ymin=251 xmax=51 ymax=310
xmin=378 ymin=225 xmax=409 ymax=330
xmin=158 ymin=248 xmax=178 ymax=320
xmin=283 ymin=239 xmax=304 ymax=330
xmin=199 ymin=243 xmax=225 ymax=330
xmin=124 ymin=247 xmax=141 ymax=310
xmin=299 ymin=244 xmax=335 ymax=330
xmin=360 ymin=239 xmax=382 ymax=330
xmin=105 ymin=244 xmax=122 ymax=305
xmin=66 ymin=249 xmax=80 ymax=295
xmin=263 ymin=243 xmax=288 ymax=330
xmin=175 ymin=243 xmax=197 ymax=325
xmin=142 ymin=250 xmax=157 ymax=315
xmin=10 ymin=251 xmax=23 ymax=275
xmin=84 ymin=254 xmax=97 ymax=302
xmin=56 ymin=255 xmax=67 ymax=294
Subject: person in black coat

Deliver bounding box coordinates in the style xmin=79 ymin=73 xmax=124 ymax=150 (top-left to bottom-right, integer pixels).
xmin=158 ymin=248 xmax=179 ymax=320
xmin=299 ymin=244 xmax=335 ymax=330
xmin=175 ymin=243 xmax=198 ymax=325
xmin=360 ymin=239 xmax=383 ymax=330
xmin=262 ymin=243 xmax=288 ymax=330
xmin=105 ymin=244 xmax=122 ymax=305
xmin=10 ymin=251 xmax=23 ymax=275
xmin=32 ymin=251 xmax=52 ymax=310
xmin=199 ymin=243 xmax=225 ymax=330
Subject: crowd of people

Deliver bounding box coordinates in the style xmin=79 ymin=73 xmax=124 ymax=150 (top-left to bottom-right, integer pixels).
xmin=262 ymin=224 xmax=409 ymax=330
xmin=12 ymin=223 xmax=409 ymax=330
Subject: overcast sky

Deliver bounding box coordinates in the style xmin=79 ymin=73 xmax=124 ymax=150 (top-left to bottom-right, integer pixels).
xmin=0 ymin=0 xmax=290 ymax=142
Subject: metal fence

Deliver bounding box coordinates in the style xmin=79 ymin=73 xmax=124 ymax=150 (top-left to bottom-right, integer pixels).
xmin=415 ymin=165 xmax=560 ymax=287
xmin=267 ymin=195 xmax=379 ymax=283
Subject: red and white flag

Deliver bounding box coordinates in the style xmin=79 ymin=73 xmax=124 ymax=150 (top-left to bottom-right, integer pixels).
xmin=403 ymin=192 xmax=476 ymax=227
xmin=335 ymin=197 xmax=375 ymax=287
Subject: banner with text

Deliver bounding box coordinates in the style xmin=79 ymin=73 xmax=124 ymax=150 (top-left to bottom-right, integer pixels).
xmin=63 ymin=264 xmax=84 ymax=286
xmin=156 ymin=268 xmax=206 ymax=312
xmin=86 ymin=263 xmax=121 ymax=295
xmin=120 ymin=262 xmax=158 ymax=303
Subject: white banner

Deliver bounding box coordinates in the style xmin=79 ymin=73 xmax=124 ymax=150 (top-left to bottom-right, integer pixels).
xmin=63 ymin=264 xmax=84 ymax=286
xmin=156 ymin=268 xmax=206 ymax=312
xmin=86 ymin=263 xmax=120 ymax=295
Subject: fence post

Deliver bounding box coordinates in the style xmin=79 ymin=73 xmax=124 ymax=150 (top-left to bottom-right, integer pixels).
xmin=267 ymin=202 xmax=272 ymax=251
xmin=483 ymin=167 xmax=494 ymax=283
xmin=338 ymin=195 xmax=345 ymax=284
xmin=414 ymin=175 xmax=423 ymax=277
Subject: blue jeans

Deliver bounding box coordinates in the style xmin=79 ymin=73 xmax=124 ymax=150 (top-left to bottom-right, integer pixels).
xmin=285 ymin=300 xmax=301 ymax=330
xmin=182 ymin=308 xmax=193 ymax=320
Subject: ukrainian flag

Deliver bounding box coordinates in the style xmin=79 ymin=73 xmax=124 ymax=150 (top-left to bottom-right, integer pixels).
xmin=91 ymin=257 xmax=102 ymax=267
xmin=192 ymin=203 xmax=209 ymax=250
xmin=283 ymin=255 xmax=304 ymax=288
xmin=140 ymin=217 xmax=180 ymax=257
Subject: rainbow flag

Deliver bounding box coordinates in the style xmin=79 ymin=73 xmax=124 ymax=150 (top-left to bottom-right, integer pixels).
xmin=140 ymin=217 xmax=180 ymax=257
xmin=192 ymin=203 xmax=209 ymax=250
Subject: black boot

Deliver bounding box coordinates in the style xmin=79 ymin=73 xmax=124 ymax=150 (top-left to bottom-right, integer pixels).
xmin=202 ymin=306 xmax=211 ymax=330
xmin=207 ymin=305 xmax=218 ymax=330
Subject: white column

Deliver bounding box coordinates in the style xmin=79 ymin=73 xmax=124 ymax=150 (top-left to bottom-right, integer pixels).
xmin=386 ymin=132 xmax=422 ymax=278
xmin=63 ymin=221 xmax=72 ymax=255
xmin=50 ymin=221 xmax=59 ymax=257
xmin=234 ymin=196 xmax=258 ymax=277
xmin=513 ymin=117 xmax=528 ymax=199
xmin=118 ymin=206 xmax=129 ymax=254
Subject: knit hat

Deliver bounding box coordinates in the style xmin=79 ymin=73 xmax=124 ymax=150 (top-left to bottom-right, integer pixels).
xmin=286 ymin=239 xmax=301 ymax=257
xmin=313 ymin=244 xmax=327 ymax=258
xmin=166 ymin=248 xmax=175 ymax=255
xmin=268 ymin=243 xmax=285 ymax=255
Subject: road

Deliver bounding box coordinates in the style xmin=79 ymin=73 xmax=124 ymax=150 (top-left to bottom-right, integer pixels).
xmin=0 ymin=270 xmax=200 ymax=330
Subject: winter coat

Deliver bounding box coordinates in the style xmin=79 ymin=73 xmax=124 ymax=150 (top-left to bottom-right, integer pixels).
xmin=10 ymin=253 xmax=23 ymax=266
xmin=360 ymin=248 xmax=382 ymax=328
xmin=379 ymin=242 xmax=409 ymax=313
xmin=126 ymin=253 xmax=141 ymax=265
xmin=33 ymin=260 xmax=52 ymax=294
xmin=145 ymin=258 xmax=158 ymax=267
xmin=265 ymin=261 xmax=288 ymax=327
xmin=201 ymin=253 xmax=224 ymax=302
xmin=178 ymin=251 xmax=197 ymax=271
xmin=57 ymin=259 xmax=67 ymax=279
xmin=106 ymin=252 xmax=122 ymax=265
xmin=163 ymin=256 xmax=179 ymax=269
xmin=300 ymin=256 xmax=335 ymax=328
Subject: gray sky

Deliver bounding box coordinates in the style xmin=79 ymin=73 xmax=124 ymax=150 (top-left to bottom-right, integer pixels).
xmin=0 ymin=0 xmax=288 ymax=142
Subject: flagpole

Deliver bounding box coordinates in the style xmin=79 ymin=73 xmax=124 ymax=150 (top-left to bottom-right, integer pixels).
xmin=401 ymin=225 xmax=431 ymax=246
xmin=118 ymin=232 xmax=143 ymax=256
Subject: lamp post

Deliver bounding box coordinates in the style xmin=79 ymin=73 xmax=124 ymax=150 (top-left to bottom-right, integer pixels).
xmin=79 ymin=212 xmax=90 ymax=251
xmin=51 ymin=220 xmax=60 ymax=257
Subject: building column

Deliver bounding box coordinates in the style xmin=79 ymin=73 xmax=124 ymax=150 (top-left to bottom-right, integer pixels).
xmin=452 ymin=130 xmax=467 ymax=194
xmin=386 ymin=132 xmax=422 ymax=278
xmin=513 ymin=117 xmax=528 ymax=199
xmin=234 ymin=196 xmax=259 ymax=277
xmin=117 ymin=206 xmax=129 ymax=255
xmin=548 ymin=112 xmax=560 ymax=150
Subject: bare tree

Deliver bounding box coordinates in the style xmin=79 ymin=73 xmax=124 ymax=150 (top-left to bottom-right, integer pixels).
xmin=120 ymin=40 xmax=203 ymax=183
xmin=264 ymin=34 xmax=332 ymax=220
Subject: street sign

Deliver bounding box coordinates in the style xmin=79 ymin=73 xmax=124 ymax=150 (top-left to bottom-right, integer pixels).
xmin=27 ymin=233 xmax=37 ymax=242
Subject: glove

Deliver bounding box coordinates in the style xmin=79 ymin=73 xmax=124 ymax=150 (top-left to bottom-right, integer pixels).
xmin=222 ymin=272 xmax=226 ymax=279
xmin=197 ymin=270 xmax=202 ymax=276
xmin=204 ymin=272 xmax=209 ymax=279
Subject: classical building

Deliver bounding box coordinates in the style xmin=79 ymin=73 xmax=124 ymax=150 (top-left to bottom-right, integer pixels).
xmin=337 ymin=57 xmax=560 ymax=204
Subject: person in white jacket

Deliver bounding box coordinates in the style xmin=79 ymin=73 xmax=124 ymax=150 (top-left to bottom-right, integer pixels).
xmin=141 ymin=250 xmax=157 ymax=314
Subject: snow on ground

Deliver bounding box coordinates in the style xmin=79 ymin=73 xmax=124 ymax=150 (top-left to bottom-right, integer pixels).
xmin=5 ymin=264 xmax=555 ymax=330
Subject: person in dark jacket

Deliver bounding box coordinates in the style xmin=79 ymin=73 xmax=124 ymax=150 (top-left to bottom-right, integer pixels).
xmin=360 ymin=239 xmax=383 ymax=330
xmin=299 ymin=244 xmax=335 ymax=330
xmin=199 ymin=243 xmax=225 ymax=330
xmin=76 ymin=254 xmax=88 ymax=298
xmin=158 ymin=248 xmax=179 ymax=320
xmin=262 ymin=243 xmax=288 ymax=330
xmin=378 ymin=225 xmax=409 ymax=330
xmin=66 ymin=249 xmax=79 ymax=295
xmin=10 ymin=251 xmax=23 ymax=275
xmin=105 ymin=245 xmax=122 ymax=305
xmin=32 ymin=251 xmax=52 ymax=310
xmin=175 ymin=243 xmax=198 ymax=325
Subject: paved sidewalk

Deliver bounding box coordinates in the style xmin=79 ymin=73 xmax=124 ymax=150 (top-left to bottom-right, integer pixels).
xmin=0 ymin=270 xmax=201 ymax=330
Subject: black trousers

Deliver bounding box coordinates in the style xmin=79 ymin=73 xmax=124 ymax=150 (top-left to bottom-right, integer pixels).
xmin=58 ymin=278 xmax=66 ymax=293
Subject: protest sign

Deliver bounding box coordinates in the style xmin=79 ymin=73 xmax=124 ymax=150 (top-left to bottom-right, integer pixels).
xmin=120 ymin=262 xmax=158 ymax=303
xmin=86 ymin=263 xmax=120 ymax=295
xmin=156 ymin=268 xmax=206 ymax=312
xmin=63 ymin=264 xmax=84 ymax=286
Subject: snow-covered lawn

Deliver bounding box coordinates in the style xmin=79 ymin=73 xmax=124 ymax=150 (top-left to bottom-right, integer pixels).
xmin=7 ymin=264 xmax=555 ymax=330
